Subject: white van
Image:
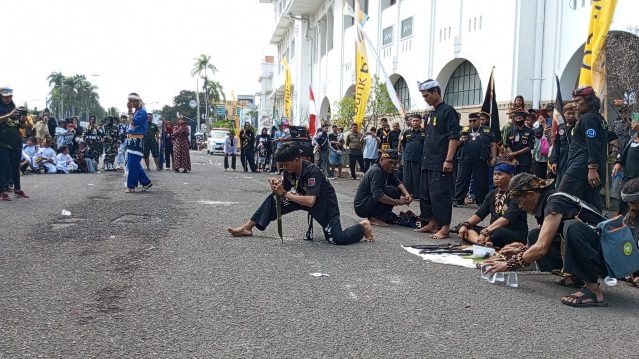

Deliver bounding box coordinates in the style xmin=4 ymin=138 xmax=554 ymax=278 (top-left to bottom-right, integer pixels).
xmin=207 ymin=128 xmax=230 ymax=155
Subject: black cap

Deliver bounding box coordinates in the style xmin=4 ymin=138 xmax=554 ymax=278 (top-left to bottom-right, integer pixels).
xmin=468 ymin=112 xmax=480 ymax=119
xmin=380 ymin=149 xmax=399 ymax=159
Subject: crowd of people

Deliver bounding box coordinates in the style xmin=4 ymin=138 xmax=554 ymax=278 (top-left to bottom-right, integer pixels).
xmin=0 ymin=88 xmax=193 ymax=199
xmin=228 ymin=81 xmax=639 ymax=308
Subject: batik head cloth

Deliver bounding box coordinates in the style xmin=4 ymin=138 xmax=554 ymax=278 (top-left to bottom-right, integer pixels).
xmin=508 ymin=175 xmax=554 ymax=198
xmin=418 ymin=80 xmax=440 ymax=91
xmin=572 ymin=85 xmax=595 ymax=97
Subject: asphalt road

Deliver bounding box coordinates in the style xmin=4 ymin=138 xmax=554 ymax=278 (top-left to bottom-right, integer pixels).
xmin=1 ymin=152 xmax=638 ymax=358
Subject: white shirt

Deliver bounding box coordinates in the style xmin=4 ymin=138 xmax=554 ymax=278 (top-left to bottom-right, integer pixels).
xmin=56 ymin=153 xmax=74 ymax=166
xmin=37 ymin=147 xmax=57 ymax=164
xmin=224 ymin=136 xmax=239 ymax=155
xmin=23 ymin=144 xmax=38 ymax=158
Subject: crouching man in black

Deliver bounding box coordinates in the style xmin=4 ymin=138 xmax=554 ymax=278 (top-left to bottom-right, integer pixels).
xmin=485 ymin=172 xmax=610 ymax=307
xmin=353 ymin=149 xmax=412 ymax=226
xmin=228 ymin=143 xmax=374 ymax=244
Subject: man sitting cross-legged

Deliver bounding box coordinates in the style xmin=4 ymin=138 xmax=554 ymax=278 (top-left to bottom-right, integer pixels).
xmin=353 ymin=149 xmax=412 ymax=226
xmin=456 ymin=164 xmax=528 ymax=248
xmin=228 ymin=143 xmax=373 ymax=245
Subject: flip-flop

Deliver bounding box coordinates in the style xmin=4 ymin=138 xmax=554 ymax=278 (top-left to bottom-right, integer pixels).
xmin=561 ymin=286 xmax=608 ymax=307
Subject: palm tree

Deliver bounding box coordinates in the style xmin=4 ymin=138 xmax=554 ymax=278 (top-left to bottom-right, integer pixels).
xmin=205 ymin=80 xmax=226 ymax=105
xmin=191 ymin=54 xmax=219 ymax=123
xmin=47 ymin=71 xmax=66 ymax=117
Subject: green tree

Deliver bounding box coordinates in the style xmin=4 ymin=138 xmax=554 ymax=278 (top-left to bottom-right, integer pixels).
xmin=367 ymin=74 xmax=399 ymax=129
xmin=332 ymin=96 xmax=357 ymax=128
xmin=160 ymin=90 xmax=205 ymax=122
xmin=205 ymin=80 xmax=226 ymax=105
xmin=191 ymin=54 xmax=219 ymax=121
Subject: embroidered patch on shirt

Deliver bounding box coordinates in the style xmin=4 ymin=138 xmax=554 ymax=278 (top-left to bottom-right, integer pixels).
xmin=559 ymin=128 xmax=565 ymax=135
xmin=308 ymin=178 xmax=316 ymax=186
xmin=586 ymin=129 xmax=597 ymax=138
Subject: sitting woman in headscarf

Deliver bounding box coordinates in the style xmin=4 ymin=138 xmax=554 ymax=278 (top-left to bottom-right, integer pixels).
xmin=456 ymin=164 xmax=529 ymax=248
xmin=172 ymin=116 xmax=191 ymax=173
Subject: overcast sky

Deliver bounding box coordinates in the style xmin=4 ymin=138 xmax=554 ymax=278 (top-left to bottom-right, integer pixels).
xmin=3 ymin=0 xmax=276 ymax=113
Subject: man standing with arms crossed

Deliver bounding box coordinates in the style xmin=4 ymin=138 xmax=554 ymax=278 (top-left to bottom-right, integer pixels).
xmin=415 ymin=80 xmax=460 ymax=239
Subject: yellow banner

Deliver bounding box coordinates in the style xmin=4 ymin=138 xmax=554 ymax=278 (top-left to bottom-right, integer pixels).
xmin=231 ymin=91 xmax=239 ymax=134
xmin=579 ymin=0 xmax=618 ymax=87
xmin=353 ymin=0 xmax=370 ymax=127
xmin=282 ymin=56 xmax=291 ymax=118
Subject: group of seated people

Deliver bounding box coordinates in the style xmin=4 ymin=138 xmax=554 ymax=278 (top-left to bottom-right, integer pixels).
xmin=20 ymin=137 xmax=98 ymax=175
xmin=353 ymin=148 xmax=639 ymax=307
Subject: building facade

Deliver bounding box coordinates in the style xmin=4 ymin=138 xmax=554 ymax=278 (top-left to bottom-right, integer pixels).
xmin=260 ymin=0 xmax=639 ymax=126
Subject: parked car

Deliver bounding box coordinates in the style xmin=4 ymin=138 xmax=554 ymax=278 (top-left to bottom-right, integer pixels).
xmin=207 ymin=128 xmax=230 ymax=155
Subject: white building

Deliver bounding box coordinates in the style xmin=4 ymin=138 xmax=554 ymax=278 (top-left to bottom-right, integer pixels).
xmin=260 ymin=0 xmax=639 ymax=126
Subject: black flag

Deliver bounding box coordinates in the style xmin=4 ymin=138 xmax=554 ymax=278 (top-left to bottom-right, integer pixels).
xmin=481 ymin=67 xmax=501 ymax=142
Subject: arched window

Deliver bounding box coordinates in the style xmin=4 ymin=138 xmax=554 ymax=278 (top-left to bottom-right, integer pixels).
xmin=393 ymin=77 xmax=410 ymax=111
xmin=443 ymin=61 xmax=482 ymax=107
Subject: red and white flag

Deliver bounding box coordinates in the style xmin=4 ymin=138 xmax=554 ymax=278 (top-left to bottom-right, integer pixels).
xmin=309 ymin=86 xmax=320 ymax=135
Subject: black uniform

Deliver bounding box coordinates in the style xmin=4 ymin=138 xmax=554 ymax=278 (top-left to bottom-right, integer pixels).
xmin=549 ymin=123 xmax=574 ymax=188
xmin=354 ymin=163 xmax=402 ymax=222
xmin=505 ymin=125 xmax=535 ymax=174
xmin=239 ymin=129 xmax=256 ymax=172
xmin=614 ymin=134 xmax=639 ymax=215
xmin=420 ymin=101 xmax=460 ymax=226
xmin=400 ymin=128 xmax=425 ymax=199
xmin=454 ymin=125 xmax=495 ymax=206
xmin=250 ymin=160 xmax=364 ymax=244
xmin=527 ymin=190 xmax=606 ymax=282
xmin=557 ymin=112 xmax=608 ymax=211
xmin=389 ymin=130 xmax=401 ymax=150
xmin=468 ymin=189 xmax=528 ymax=247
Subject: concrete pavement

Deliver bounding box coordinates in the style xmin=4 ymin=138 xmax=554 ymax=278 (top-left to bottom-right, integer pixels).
xmin=1 ymin=152 xmax=638 ymax=358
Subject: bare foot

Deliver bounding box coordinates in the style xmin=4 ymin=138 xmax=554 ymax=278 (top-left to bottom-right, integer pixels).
xmin=227 ymin=226 xmax=253 ymax=237
xmin=360 ymin=220 xmax=374 ymax=241
xmin=430 ymin=228 xmax=450 ymax=239
xmin=415 ymin=224 xmax=437 ymax=233
xmin=369 ymin=217 xmax=389 ymax=227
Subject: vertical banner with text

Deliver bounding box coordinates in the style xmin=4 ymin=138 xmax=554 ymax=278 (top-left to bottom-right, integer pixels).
xmin=353 ymin=0 xmax=371 ymax=127
xmin=282 ymin=57 xmax=291 ymax=118
xmin=579 ymin=0 xmax=618 ymax=91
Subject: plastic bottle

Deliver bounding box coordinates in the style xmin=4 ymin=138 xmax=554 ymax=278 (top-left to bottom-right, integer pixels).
xmin=604 ymin=276 xmax=618 ymax=287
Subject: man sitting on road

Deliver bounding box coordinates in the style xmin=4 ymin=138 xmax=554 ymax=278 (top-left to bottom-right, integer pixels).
xmin=456 ymin=164 xmax=528 ymax=248
xmin=353 ymin=149 xmax=412 ymax=227
xmin=228 ymin=143 xmax=374 ymax=245
xmin=485 ymin=173 xmax=610 ymax=307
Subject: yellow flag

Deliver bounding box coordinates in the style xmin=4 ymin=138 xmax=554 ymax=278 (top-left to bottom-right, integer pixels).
xmin=282 ymin=56 xmax=291 ymax=118
xmin=579 ymin=0 xmax=618 ymax=87
xmin=231 ymin=91 xmax=239 ymax=134
xmin=353 ymin=0 xmax=370 ymax=127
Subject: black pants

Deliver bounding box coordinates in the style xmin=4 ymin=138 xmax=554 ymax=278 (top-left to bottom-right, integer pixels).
xmin=164 ymin=143 xmax=173 ymax=169
xmin=469 ymin=225 xmax=527 ymax=248
xmin=349 ymin=152 xmax=365 ymax=179
xmin=527 ymin=228 xmax=564 ymax=272
xmin=241 ymin=147 xmax=256 ymax=172
xmin=557 ymin=173 xmax=603 ymax=212
xmin=534 ymin=161 xmax=548 ymax=179
xmin=419 ymin=169 xmax=454 ymax=226
xmin=527 ymin=221 xmax=605 ymax=282
xmin=250 ymin=193 xmax=365 ymax=245
xmin=363 ymin=158 xmax=376 ymax=173
xmin=0 ymin=146 xmax=21 ymax=191
xmin=516 ymin=164 xmax=531 ymax=174
xmin=402 ymin=160 xmax=421 ymax=199
xmin=354 ymin=185 xmax=400 ymax=221
xmin=454 ymin=155 xmax=489 ymax=205
xmin=224 ymin=154 xmax=236 ymax=170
